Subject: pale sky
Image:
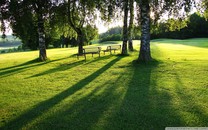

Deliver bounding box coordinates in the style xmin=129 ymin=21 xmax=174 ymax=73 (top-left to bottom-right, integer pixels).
xmin=96 ymin=20 xmax=123 ymax=34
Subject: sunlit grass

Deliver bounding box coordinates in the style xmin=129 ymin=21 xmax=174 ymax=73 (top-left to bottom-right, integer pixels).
xmin=0 ymin=38 xmax=208 ymax=129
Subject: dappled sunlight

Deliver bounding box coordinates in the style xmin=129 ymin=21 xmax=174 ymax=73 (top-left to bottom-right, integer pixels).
xmin=151 ymin=42 xmax=208 ymax=61
xmin=151 ymin=38 xmax=208 ymax=48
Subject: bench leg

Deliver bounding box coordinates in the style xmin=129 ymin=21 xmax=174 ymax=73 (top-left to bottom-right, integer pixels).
xmin=77 ymin=54 xmax=79 ymax=60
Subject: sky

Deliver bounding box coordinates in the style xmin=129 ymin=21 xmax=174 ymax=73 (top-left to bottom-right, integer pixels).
xmin=96 ymin=19 xmax=123 ymax=34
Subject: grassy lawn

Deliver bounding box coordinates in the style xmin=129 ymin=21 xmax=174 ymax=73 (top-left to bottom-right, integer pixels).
xmin=0 ymin=39 xmax=207 ymax=130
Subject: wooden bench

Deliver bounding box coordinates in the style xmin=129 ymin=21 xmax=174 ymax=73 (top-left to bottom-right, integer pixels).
xmin=103 ymin=44 xmax=121 ymax=55
xmin=77 ymin=47 xmax=101 ymax=60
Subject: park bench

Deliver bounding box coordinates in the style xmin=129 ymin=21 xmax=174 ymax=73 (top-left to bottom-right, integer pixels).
xmin=77 ymin=47 xmax=102 ymax=60
xmin=103 ymin=44 xmax=121 ymax=55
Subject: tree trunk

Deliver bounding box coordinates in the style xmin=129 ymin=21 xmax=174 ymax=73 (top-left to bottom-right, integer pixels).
xmin=77 ymin=29 xmax=84 ymax=55
xmin=138 ymin=1 xmax=151 ymax=62
xmin=122 ymin=0 xmax=129 ymax=55
xmin=128 ymin=0 xmax=134 ymax=51
xmin=38 ymin=12 xmax=47 ymax=61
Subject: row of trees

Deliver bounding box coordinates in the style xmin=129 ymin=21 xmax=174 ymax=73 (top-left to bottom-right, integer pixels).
xmin=152 ymin=13 xmax=208 ymax=39
xmin=100 ymin=12 xmax=208 ymax=41
xmin=1 ymin=0 xmax=202 ymax=62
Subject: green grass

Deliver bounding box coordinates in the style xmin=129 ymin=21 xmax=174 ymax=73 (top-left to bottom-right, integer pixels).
xmin=0 ymin=39 xmax=208 ymax=130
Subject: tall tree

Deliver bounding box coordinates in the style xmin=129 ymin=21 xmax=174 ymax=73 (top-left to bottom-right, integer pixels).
xmin=122 ymin=0 xmax=129 ymax=55
xmin=7 ymin=0 xmax=53 ymax=61
xmin=65 ymin=0 xmax=96 ymax=55
xmin=35 ymin=0 xmax=49 ymax=61
xmin=136 ymin=0 xmax=194 ymax=62
xmin=137 ymin=0 xmax=151 ymax=61
xmin=128 ymin=0 xmax=134 ymax=51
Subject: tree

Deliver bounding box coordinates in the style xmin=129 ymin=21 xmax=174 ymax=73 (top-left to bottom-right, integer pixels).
xmin=48 ymin=3 xmax=76 ymax=48
xmin=128 ymin=0 xmax=134 ymax=51
xmin=65 ymin=0 xmax=97 ymax=55
xmin=136 ymin=0 xmax=194 ymax=62
xmin=7 ymin=0 xmax=53 ymax=61
xmin=35 ymin=0 xmax=50 ymax=61
xmin=121 ymin=0 xmax=129 ymax=55
xmin=83 ymin=25 xmax=99 ymax=45
xmin=137 ymin=0 xmax=151 ymax=61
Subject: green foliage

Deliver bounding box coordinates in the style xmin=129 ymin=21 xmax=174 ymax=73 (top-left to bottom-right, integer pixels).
xmin=99 ymin=26 xmax=122 ymax=42
xmin=100 ymin=34 xmax=122 ymax=42
xmin=7 ymin=0 xmax=53 ymax=50
xmin=151 ymin=13 xmax=208 ymax=39
xmin=83 ymin=25 xmax=99 ymax=45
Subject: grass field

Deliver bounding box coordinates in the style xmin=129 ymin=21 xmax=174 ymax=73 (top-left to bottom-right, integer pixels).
xmin=0 ymin=39 xmax=208 ymax=130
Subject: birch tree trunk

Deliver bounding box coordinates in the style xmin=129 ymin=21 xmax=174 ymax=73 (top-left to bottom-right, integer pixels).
xmin=122 ymin=0 xmax=129 ymax=55
xmin=128 ymin=0 xmax=134 ymax=51
xmin=38 ymin=12 xmax=47 ymax=61
xmin=138 ymin=1 xmax=151 ymax=62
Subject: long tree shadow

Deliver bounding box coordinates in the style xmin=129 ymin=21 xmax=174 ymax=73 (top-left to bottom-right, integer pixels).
xmin=0 ymin=56 xmax=122 ymax=130
xmin=173 ymin=70 xmax=208 ymax=126
xmin=28 ymin=55 xmax=113 ymax=78
xmin=24 ymin=59 xmax=163 ymax=130
xmin=99 ymin=60 xmax=188 ymax=130
xmin=0 ymin=56 xmax=70 ymax=77
xmin=34 ymin=74 xmax=126 ymax=129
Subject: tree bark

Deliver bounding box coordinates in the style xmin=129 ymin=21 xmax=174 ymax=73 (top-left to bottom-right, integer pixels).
xmin=122 ymin=0 xmax=129 ymax=55
xmin=128 ymin=0 xmax=134 ymax=51
xmin=77 ymin=29 xmax=84 ymax=55
xmin=138 ymin=1 xmax=151 ymax=62
xmin=67 ymin=1 xmax=84 ymax=55
xmin=37 ymin=8 xmax=47 ymax=61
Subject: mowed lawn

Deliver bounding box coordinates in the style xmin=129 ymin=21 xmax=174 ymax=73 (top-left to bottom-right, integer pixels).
xmin=0 ymin=39 xmax=208 ymax=130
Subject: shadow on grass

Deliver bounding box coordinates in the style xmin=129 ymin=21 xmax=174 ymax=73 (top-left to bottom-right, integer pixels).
xmin=27 ymin=55 xmax=113 ymax=78
xmin=104 ymin=60 xmax=207 ymax=129
xmin=2 ymin=54 xmax=206 ymax=129
xmin=0 ymin=57 xmax=70 ymax=78
xmin=0 ymin=56 xmax=123 ymax=130
xmin=99 ymin=59 xmax=178 ymax=129
xmin=31 ymin=59 xmax=170 ymax=130
xmin=173 ymin=72 xmax=208 ymax=126
xmin=110 ymin=61 xmax=182 ymax=129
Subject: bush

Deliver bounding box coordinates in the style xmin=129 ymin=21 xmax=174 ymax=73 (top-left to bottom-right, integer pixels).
xmin=99 ymin=34 xmax=122 ymax=42
xmin=1 ymin=50 xmax=6 ymax=53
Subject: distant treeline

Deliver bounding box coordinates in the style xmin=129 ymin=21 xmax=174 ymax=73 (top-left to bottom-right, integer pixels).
xmin=151 ymin=13 xmax=208 ymax=39
xmin=99 ymin=26 xmax=141 ymax=42
xmin=99 ymin=12 xmax=208 ymax=42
